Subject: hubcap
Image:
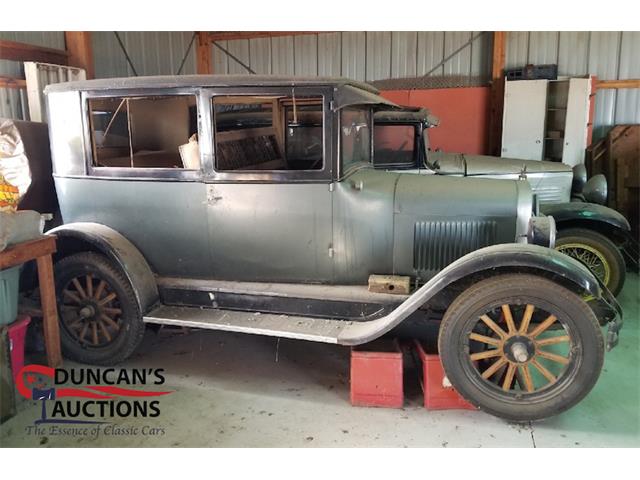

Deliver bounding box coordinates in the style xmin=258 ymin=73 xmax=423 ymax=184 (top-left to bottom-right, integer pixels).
xmin=556 ymin=242 xmax=611 ymax=286
xmin=59 ymin=274 xmax=122 ymax=347
xmin=468 ymin=303 xmax=573 ymax=394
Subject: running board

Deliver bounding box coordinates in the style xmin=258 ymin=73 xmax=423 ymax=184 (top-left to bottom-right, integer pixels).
xmin=143 ymin=305 xmax=353 ymax=344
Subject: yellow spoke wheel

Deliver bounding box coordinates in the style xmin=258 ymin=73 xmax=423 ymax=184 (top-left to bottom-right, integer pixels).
xmin=438 ymin=274 xmax=605 ymax=422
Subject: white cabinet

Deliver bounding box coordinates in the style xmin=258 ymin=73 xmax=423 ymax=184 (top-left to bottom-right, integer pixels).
xmin=501 ymin=77 xmax=593 ymax=165
xmin=501 ymin=80 xmax=548 ymax=160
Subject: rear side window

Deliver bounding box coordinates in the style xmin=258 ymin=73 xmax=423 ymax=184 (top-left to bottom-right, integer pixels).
xmin=374 ymin=124 xmax=417 ymax=167
xmin=212 ymin=95 xmax=324 ymax=171
xmin=88 ymin=95 xmax=200 ymax=170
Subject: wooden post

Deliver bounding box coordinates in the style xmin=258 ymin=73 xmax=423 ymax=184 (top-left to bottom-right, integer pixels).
xmin=488 ymin=31 xmax=506 ymax=156
xmin=64 ymin=32 xmax=94 ymax=79
xmin=196 ymin=32 xmax=213 ymax=75
xmin=36 ymin=254 xmax=62 ymax=367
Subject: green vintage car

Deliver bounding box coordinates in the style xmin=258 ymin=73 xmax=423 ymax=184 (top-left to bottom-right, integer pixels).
xmin=374 ymin=107 xmax=638 ymax=296
xmin=44 ymin=75 xmax=621 ymax=421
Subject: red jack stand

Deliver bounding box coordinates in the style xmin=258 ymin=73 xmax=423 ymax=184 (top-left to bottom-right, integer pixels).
xmin=414 ymin=340 xmax=476 ymax=411
xmin=350 ymin=338 xmax=403 ymax=408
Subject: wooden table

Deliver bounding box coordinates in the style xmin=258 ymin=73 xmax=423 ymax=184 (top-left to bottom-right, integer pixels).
xmin=0 ymin=235 xmax=62 ymax=367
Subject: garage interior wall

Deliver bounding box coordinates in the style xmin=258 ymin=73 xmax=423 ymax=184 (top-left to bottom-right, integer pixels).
xmin=1 ymin=31 xmax=638 ymax=141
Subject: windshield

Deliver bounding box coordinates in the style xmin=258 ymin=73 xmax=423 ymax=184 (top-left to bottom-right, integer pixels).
xmin=340 ymin=107 xmax=372 ymax=174
xmin=373 ymin=124 xmax=417 ymax=167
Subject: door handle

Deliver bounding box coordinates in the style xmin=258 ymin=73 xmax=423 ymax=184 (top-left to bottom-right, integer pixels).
xmin=207 ymin=192 xmax=223 ymax=205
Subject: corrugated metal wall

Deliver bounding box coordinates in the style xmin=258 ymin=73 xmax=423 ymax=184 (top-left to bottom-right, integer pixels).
xmin=0 ymin=31 xmax=66 ymax=120
xmin=211 ymin=32 xmax=492 ymax=82
xmin=91 ymin=31 xmax=197 ymax=78
xmin=1 ymin=31 xmax=638 ymax=139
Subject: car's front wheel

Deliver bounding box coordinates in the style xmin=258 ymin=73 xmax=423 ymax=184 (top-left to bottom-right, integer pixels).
xmin=438 ymin=274 xmax=604 ymax=422
xmin=555 ymin=227 xmax=626 ymax=296
xmin=54 ymin=252 xmax=145 ymax=365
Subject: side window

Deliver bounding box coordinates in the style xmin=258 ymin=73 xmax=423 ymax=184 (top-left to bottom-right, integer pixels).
xmin=340 ymin=107 xmax=371 ymax=174
xmin=213 ymin=95 xmax=323 ymax=171
xmin=88 ymin=95 xmax=200 ymax=170
xmin=373 ymin=124 xmax=417 ymax=167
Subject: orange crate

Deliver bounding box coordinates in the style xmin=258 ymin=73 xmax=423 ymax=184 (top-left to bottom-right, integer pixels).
xmin=414 ymin=340 xmax=476 ymax=411
xmin=350 ymin=338 xmax=403 ymax=408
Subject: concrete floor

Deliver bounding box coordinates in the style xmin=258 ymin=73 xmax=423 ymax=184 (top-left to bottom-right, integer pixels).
xmin=1 ymin=274 xmax=638 ymax=447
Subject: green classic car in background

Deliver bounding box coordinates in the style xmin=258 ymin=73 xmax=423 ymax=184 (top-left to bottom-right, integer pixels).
xmin=374 ymin=107 xmax=638 ymax=296
xmin=44 ymin=75 xmax=622 ymax=422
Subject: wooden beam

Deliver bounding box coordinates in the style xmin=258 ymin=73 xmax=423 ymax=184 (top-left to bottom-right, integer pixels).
xmin=488 ymin=31 xmax=506 ymax=156
xmin=0 ymin=236 xmax=56 ymax=270
xmin=64 ymin=31 xmax=94 ymax=79
xmin=207 ymin=31 xmax=324 ymax=42
xmin=0 ymin=75 xmax=26 ymax=89
xmin=196 ymin=31 xmax=213 ymax=75
xmin=596 ymin=79 xmax=640 ymax=89
xmin=0 ymin=39 xmax=68 ymax=64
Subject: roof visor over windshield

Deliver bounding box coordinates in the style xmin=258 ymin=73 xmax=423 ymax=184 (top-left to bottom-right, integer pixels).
xmin=333 ymin=85 xmax=399 ymax=111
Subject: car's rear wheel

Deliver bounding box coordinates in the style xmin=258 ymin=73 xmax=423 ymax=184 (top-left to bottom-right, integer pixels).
xmin=555 ymin=228 xmax=625 ymax=296
xmin=438 ymin=274 xmax=604 ymax=422
xmin=54 ymin=252 xmax=145 ymax=365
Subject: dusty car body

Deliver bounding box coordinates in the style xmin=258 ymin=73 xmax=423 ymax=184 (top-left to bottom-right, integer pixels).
xmin=374 ymin=107 xmax=637 ymax=295
xmin=44 ymin=75 xmax=622 ymax=421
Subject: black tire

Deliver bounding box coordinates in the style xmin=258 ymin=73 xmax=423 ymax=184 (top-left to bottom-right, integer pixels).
xmin=555 ymin=227 xmax=626 ymax=296
xmin=54 ymin=252 xmax=145 ymax=365
xmin=438 ymin=274 xmax=604 ymax=422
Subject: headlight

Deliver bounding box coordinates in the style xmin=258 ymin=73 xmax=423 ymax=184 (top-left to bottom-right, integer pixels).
xmin=583 ymin=174 xmax=608 ymax=205
xmin=572 ymin=164 xmax=588 ymax=193
xmin=528 ymin=215 xmax=556 ymax=248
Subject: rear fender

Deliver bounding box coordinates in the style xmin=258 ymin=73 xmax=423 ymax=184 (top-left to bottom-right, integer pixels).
xmin=48 ymin=222 xmax=159 ymax=315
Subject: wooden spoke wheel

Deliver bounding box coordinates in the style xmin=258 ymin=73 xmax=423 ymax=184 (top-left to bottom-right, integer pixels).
xmin=468 ymin=304 xmax=573 ymax=395
xmin=54 ymin=252 xmax=145 ymax=365
xmin=438 ymin=274 xmax=605 ymax=422
xmin=60 ymin=273 xmax=122 ymax=348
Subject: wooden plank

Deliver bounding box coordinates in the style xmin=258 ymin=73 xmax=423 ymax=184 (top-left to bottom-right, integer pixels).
xmin=0 ymin=76 xmax=26 ymax=89
xmin=368 ymin=275 xmax=411 ymax=295
xmin=23 ymin=62 xmax=44 ymax=123
xmin=0 ymin=39 xmax=68 ymax=64
xmin=596 ymin=79 xmax=640 ymax=89
xmin=196 ymin=32 xmax=213 ymax=75
xmin=64 ymin=31 xmax=94 ymax=79
xmin=0 ymin=236 xmax=57 ymax=270
xmin=488 ymin=31 xmax=506 ymax=156
xmin=36 ymin=254 xmax=63 ymax=368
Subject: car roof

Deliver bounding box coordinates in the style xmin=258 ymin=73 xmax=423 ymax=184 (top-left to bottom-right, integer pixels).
xmin=44 ymin=74 xmax=380 ymax=94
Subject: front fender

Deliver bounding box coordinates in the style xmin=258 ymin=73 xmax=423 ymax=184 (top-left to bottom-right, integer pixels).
xmin=541 ymin=202 xmax=631 ymax=232
xmin=337 ymin=243 xmax=602 ymax=345
xmin=48 ymin=222 xmax=159 ymax=315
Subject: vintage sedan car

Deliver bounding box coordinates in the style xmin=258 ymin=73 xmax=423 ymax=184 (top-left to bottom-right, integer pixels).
xmin=374 ymin=107 xmax=638 ymax=295
xmin=45 ymin=75 xmax=621 ymax=421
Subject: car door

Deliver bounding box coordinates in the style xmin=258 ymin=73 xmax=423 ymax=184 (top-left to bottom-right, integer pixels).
xmin=203 ymin=86 xmax=334 ymax=283
xmin=74 ymin=88 xmax=212 ymax=278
